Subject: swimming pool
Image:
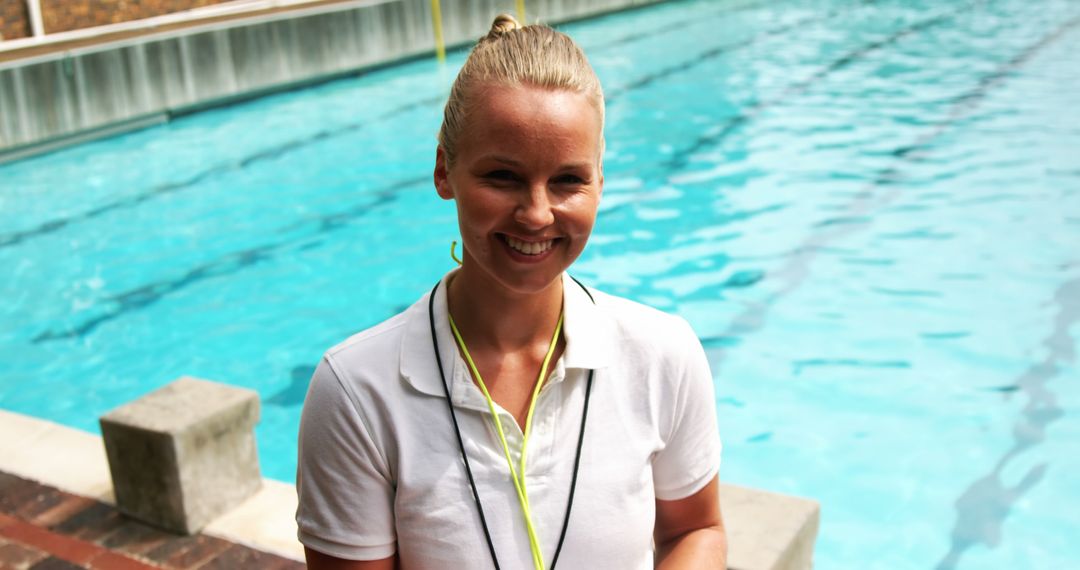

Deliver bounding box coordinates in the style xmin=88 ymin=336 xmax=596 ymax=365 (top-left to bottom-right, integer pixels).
xmin=2 ymin=0 xmax=1078 ymax=566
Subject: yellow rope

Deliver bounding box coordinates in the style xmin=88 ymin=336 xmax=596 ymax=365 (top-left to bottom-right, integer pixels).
xmin=430 ymin=0 xmax=446 ymax=63
xmin=448 ymin=310 xmax=563 ymax=570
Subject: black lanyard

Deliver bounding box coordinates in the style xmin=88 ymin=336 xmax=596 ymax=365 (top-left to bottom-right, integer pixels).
xmin=427 ymin=277 xmax=595 ymax=570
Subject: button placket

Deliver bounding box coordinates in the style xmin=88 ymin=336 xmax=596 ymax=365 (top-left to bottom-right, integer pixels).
xmin=527 ymin=368 xmax=566 ymax=480
xmin=531 ymin=356 xmax=566 ymax=476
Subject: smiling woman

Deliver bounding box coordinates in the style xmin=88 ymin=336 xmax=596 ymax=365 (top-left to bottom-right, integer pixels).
xmin=435 ymin=85 xmax=603 ymax=297
xmin=296 ymin=13 xmax=725 ymax=570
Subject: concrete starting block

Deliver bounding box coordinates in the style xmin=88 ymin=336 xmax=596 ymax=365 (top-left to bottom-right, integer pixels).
xmin=721 ymin=483 xmax=820 ymax=570
xmin=100 ymin=377 xmax=262 ymax=534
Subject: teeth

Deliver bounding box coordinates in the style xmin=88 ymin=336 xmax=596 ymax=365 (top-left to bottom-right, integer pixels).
xmin=505 ymin=236 xmax=554 ymax=255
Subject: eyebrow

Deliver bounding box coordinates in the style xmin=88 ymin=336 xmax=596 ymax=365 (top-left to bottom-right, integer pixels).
xmin=482 ymin=155 xmax=593 ymax=171
xmin=485 ymin=156 xmax=524 ymax=167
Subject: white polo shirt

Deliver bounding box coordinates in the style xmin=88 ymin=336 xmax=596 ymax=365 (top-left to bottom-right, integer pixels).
xmin=296 ymin=271 xmax=721 ymax=569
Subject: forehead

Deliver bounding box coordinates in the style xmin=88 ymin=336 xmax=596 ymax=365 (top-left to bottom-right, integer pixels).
xmin=458 ymin=84 xmax=603 ymax=159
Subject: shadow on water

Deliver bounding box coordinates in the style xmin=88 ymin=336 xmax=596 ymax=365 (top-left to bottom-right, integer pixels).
xmin=265 ymin=304 xmax=411 ymax=408
xmin=266 ymin=364 xmax=318 ymax=407
xmin=936 ymin=461 xmax=1048 ymax=569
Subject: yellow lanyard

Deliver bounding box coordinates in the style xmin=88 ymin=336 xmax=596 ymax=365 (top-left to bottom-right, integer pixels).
xmin=448 ymin=311 xmax=564 ymax=570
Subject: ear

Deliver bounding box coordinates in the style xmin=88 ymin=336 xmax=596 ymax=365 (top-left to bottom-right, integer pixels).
xmin=434 ymin=147 xmax=454 ymax=200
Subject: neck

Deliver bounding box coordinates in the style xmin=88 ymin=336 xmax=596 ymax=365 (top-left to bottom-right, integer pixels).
xmin=447 ymin=265 xmax=563 ymax=353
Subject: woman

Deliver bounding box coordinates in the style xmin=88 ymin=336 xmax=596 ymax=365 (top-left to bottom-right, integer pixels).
xmin=297 ymin=14 xmax=725 ymax=569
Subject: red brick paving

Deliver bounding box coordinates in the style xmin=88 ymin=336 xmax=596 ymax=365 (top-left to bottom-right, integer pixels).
xmin=0 ymin=473 xmax=305 ymax=570
xmin=29 ymin=497 xmax=97 ymax=530
xmin=144 ymin=535 xmax=231 ymax=569
xmin=0 ymin=513 xmax=155 ymax=569
xmin=0 ymin=536 xmax=49 ymax=568
xmin=24 ymin=557 xmax=86 ymax=570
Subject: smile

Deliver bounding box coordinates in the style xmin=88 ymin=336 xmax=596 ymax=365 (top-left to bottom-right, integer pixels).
xmin=501 ymin=234 xmax=558 ymax=256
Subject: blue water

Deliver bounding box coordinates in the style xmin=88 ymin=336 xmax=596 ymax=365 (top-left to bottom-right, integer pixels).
xmin=2 ymin=0 xmax=1079 ymax=567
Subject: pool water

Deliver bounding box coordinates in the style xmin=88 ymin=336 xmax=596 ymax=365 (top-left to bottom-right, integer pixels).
xmin=2 ymin=0 xmax=1079 ymax=567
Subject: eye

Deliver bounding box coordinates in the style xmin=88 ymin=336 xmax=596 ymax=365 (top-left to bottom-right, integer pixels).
xmin=553 ymin=174 xmax=586 ymax=185
xmin=483 ymin=170 xmax=519 ymax=182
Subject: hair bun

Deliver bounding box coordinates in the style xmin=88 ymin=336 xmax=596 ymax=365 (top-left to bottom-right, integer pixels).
xmin=485 ymin=13 xmax=522 ymax=40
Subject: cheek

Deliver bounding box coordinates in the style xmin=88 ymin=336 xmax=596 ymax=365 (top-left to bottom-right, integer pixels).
xmin=560 ymin=195 xmax=600 ymax=236
xmin=455 ymin=196 xmax=502 ymax=250
xmin=457 ymin=195 xmax=497 ymax=228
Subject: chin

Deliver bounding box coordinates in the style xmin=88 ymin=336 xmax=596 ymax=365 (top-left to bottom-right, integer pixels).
xmin=491 ymin=269 xmax=565 ymax=297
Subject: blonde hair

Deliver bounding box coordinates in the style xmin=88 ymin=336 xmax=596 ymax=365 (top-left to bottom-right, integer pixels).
xmin=437 ymin=14 xmax=605 ymax=167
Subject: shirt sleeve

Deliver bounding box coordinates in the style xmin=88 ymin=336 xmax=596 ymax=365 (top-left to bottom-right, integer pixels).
xmin=652 ymin=320 xmax=722 ymax=501
xmin=295 ymin=356 xmax=397 ymax=560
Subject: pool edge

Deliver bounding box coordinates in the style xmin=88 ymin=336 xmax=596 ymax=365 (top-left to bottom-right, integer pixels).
xmin=0 ymin=408 xmax=306 ymax=561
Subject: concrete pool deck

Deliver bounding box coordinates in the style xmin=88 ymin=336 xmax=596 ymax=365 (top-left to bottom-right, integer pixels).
xmin=0 ymin=407 xmax=819 ymax=569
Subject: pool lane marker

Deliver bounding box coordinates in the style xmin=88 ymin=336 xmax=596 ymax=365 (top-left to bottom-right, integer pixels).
xmin=0 ymin=94 xmax=443 ymax=251
xmin=31 ymin=175 xmax=427 ymax=342
xmin=584 ymin=0 xmax=774 ymax=54
xmin=593 ymin=2 xmax=969 ymax=220
xmin=604 ymin=9 xmax=827 ymax=102
xmin=657 ymin=2 xmax=976 ymax=175
xmin=699 ymin=12 xmax=1080 ymax=366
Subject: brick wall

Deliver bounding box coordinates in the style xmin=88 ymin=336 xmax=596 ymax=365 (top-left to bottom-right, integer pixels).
xmin=32 ymin=0 xmax=235 ymax=35
xmin=1 ymin=0 xmax=239 ymax=40
xmin=0 ymin=0 xmax=31 ymax=41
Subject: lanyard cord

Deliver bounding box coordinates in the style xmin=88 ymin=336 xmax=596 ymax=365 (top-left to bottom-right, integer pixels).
xmin=428 ymin=279 xmax=595 ymax=570
xmin=448 ymin=311 xmax=560 ymax=570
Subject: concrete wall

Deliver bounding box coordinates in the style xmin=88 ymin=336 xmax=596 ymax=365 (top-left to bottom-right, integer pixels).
xmin=0 ymin=0 xmax=665 ymax=162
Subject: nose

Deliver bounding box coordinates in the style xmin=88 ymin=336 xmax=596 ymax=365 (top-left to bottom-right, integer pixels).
xmin=514 ymin=185 xmax=555 ymax=229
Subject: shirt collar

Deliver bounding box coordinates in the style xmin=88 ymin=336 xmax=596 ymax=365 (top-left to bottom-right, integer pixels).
xmin=560 ymin=272 xmax=615 ymax=371
xmin=399 ymin=271 xmax=615 ymax=399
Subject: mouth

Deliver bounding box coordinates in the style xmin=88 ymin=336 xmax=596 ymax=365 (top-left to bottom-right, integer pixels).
xmin=498 ymin=234 xmax=561 ymax=259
